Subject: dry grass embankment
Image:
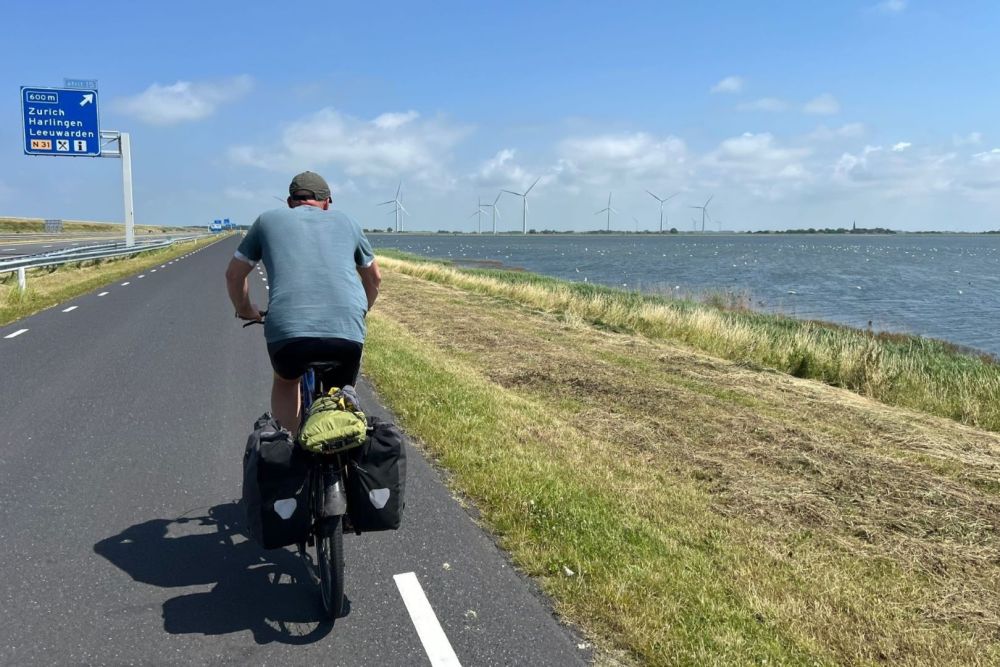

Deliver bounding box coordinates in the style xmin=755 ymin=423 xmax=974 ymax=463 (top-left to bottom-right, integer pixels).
xmin=0 ymin=216 xmax=184 ymax=234
xmin=363 ymin=256 xmax=1000 ymax=666
xmin=0 ymin=235 xmax=225 ymax=326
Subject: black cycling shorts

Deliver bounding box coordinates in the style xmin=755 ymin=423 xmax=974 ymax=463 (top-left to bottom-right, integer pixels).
xmin=267 ymin=337 xmax=363 ymax=385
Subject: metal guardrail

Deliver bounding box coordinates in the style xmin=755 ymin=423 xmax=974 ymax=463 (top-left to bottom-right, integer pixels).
xmin=0 ymin=234 xmax=211 ymax=291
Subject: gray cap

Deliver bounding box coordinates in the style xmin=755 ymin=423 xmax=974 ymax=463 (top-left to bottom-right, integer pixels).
xmin=288 ymin=171 xmax=331 ymax=201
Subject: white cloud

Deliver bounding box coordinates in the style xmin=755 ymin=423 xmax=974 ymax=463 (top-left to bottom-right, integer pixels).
xmin=711 ymin=76 xmax=745 ymax=94
xmin=972 ymin=148 xmax=1000 ymax=164
xmin=891 ymin=141 xmax=912 ymax=152
xmin=556 ymin=132 xmax=688 ymax=185
xmin=808 ymin=123 xmax=866 ymax=141
xmin=803 ymin=93 xmax=840 ymax=115
xmin=230 ymin=108 xmax=471 ymax=188
xmin=113 ymin=75 xmax=253 ymax=125
xmin=736 ymin=97 xmax=789 ymax=112
xmin=954 ymin=132 xmax=983 ymax=147
xmin=703 ymin=133 xmax=813 ymax=199
xmin=707 ymin=133 xmax=810 ymax=169
xmin=872 ymin=0 xmax=907 ymax=14
xmin=372 ymin=111 xmax=419 ymax=130
xmin=474 ymin=149 xmax=532 ymax=188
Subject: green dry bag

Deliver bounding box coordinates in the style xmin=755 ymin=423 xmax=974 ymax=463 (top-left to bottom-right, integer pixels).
xmin=298 ymin=386 xmax=367 ymax=455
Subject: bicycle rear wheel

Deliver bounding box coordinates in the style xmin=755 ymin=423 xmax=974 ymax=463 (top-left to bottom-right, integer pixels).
xmin=316 ymin=515 xmax=345 ymax=619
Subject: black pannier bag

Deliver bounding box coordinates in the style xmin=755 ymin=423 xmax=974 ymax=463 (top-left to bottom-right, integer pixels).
xmin=346 ymin=416 xmax=407 ymax=532
xmin=242 ymin=413 xmax=311 ymax=549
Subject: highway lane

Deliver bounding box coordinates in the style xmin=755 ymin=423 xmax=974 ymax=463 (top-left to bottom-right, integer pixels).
xmin=0 ymin=236 xmax=588 ymax=665
xmin=0 ymin=232 xmax=205 ymax=258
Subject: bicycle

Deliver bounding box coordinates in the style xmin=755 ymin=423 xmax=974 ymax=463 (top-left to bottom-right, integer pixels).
xmin=242 ymin=312 xmax=360 ymax=620
xmin=298 ymin=360 xmax=356 ymax=619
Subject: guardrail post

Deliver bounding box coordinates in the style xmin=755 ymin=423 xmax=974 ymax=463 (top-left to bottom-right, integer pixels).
xmin=17 ymin=267 xmax=26 ymax=292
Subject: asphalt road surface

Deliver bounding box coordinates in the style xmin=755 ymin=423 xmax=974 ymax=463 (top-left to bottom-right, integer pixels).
xmin=0 ymin=236 xmax=589 ymax=666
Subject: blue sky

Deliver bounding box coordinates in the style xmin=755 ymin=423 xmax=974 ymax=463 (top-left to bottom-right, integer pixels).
xmin=3 ymin=0 xmax=1000 ymax=232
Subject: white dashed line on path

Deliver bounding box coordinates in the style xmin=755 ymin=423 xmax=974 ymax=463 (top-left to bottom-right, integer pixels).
xmin=151 ymin=269 xmax=157 ymax=273
xmin=393 ymin=572 xmax=462 ymax=667
xmin=121 ymin=282 xmax=130 ymax=286
xmin=62 ymin=306 xmax=78 ymax=313
xmin=4 ymin=329 xmax=28 ymax=339
xmin=98 ymin=292 xmax=109 ymax=297
xmin=139 ymin=275 xmax=145 ymax=279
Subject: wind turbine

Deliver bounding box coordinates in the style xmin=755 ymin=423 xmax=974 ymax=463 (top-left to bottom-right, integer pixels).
xmin=482 ymin=192 xmax=502 ymax=235
xmin=646 ymin=190 xmax=678 ymax=232
xmin=468 ymin=197 xmax=489 ymax=233
xmin=690 ymin=195 xmax=713 ymax=233
xmin=502 ymin=176 xmax=540 ymax=234
xmin=595 ymin=192 xmax=617 ymax=232
xmin=378 ymin=181 xmax=408 ymax=232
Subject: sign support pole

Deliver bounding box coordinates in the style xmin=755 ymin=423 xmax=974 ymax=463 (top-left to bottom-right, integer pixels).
xmin=100 ymin=130 xmax=135 ymax=247
xmin=121 ymin=132 xmax=134 ymax=247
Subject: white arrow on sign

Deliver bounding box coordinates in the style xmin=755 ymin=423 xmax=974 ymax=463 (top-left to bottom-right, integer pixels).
xmin=80 ymin=94 xmax=94 ymax=107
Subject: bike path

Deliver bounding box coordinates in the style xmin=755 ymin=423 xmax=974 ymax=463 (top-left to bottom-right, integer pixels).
xmin=0 ymin=236 xmax=589 ymax=665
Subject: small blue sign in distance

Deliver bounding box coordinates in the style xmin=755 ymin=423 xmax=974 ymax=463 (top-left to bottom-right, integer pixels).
xmin=21 ymin=86 xmax=101 ymax=157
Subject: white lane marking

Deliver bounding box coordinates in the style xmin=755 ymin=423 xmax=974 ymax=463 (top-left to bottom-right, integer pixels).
xmin=62 ymin=306 xmax=78 ymax=313
xmin=151 ymin=269 xmax=157 ymax=273
xmin=98 ymin=292 xmax=109 ymax=297
xmin=121 ymin=282 xmax=130 ymax=286
xmin=4 ymin=329 xmax=28 ymax=339
xmin=393 ymin=572 xmax=462 ymax=667
xmin=138 ymin=275 xmax=145 ymax=279
xmin=43 ymin=244 xmax=52 ymax=248
xmin=265 ymin=286 xmax=270 ymax=290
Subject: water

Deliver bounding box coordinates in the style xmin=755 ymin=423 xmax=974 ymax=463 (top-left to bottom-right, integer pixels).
xmin=370 ymin=233 xmax=1000 ymax=358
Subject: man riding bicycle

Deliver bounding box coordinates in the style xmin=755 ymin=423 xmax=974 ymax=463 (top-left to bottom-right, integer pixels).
xmin=225 ymin=171 xmax=381 ymax=435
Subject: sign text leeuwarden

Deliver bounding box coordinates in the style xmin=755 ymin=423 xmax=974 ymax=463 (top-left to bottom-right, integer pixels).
xmin=21 ymin=86 xmax=101 ymax=156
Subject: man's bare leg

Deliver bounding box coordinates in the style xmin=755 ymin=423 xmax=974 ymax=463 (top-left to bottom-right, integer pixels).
xmin=272 ymin=373 xmax=302 ymax=435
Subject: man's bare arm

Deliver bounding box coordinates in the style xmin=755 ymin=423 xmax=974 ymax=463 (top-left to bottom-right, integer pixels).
xmin=358 ymin=260 xmax=382 ymax=310
xmin=225 ymin=257 xmax=261 ymax=319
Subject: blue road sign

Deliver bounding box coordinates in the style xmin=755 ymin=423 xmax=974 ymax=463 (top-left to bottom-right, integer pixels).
xmin=21 ymin=86 xmax=101 ymax=157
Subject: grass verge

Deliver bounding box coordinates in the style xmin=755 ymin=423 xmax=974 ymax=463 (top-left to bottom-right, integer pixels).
xmin=0 ymin=235 xmax=225 ymax=326
xmin=376 ymin=253 xmax=1000 ymax=433
xmin=363 ymin=260 xmax=1000 ymax=665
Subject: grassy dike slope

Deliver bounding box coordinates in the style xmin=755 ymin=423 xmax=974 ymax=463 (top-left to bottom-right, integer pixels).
xmin=364 ymin=256 xmax=1000 ymax=666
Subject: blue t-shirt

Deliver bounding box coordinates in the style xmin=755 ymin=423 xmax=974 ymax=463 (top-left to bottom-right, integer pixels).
xmin=235 ymin=206 xmax=375 ymax=345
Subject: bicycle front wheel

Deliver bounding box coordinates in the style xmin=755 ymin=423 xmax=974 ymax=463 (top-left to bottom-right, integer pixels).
xmin=316 ymin=516 xmax=345 ymax=619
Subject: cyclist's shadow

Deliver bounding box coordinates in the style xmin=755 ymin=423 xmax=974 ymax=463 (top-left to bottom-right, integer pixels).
xmin=94 ymin=502 xmax=341 ymax=645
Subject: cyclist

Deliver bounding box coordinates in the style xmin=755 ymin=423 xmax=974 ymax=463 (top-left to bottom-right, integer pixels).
xmin=225 ymin=171 xmax=381 ymax=435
